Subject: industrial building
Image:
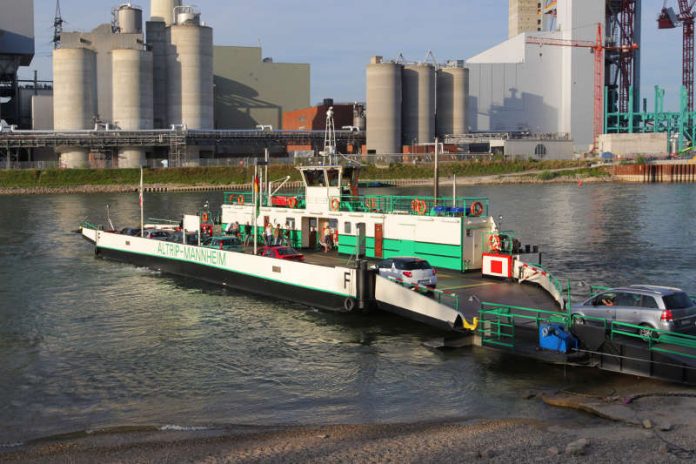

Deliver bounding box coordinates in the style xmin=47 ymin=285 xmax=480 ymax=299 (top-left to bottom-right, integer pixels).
xmin=214 ymin=46 xmax=309 ymax=130
xmin=0 ymin=0 xmax=35 ymax=126
xmin=2 ymin=0 xmax=313 ymax=168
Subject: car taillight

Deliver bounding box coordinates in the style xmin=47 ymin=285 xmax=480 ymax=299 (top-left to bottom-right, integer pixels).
xmin=403 ymin=271 xmax=413 ymax=277
xmin=661 ymin=309 xmax=674 ymax=321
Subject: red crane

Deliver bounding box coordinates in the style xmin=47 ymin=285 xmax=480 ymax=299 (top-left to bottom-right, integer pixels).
xmin=658 ymin=1 xmax=696 ymax=110
xmin=526 ymin=24 xmax=636 ymax=152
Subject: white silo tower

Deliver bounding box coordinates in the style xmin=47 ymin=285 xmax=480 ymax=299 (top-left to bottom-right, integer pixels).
xmin=366 ymin=56 xmax=402 ymax=156
xmin=53 ymin=47 xmax=98 ymax=168
xmin=117 ymin=3 xmax=143 ymax=33
xmin=151 ymin=0 xmax=181 ymax=26
xmin=436 ymin=65 xmax=469 ymax=138
xmin=112 ymin=48 xmax=154 ymax=168
xmin=166 ymin=6 xmax=214 ymax=165
xmin=402 ymin=63 xmax=435 ymax=146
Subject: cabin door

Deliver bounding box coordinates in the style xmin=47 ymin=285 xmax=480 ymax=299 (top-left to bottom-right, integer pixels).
xmin=375 ymin=223 xmax=383 ymax=258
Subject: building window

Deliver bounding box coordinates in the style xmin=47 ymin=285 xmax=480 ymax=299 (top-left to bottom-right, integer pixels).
xmin=534 ymin=144 xmax=547 ymax=158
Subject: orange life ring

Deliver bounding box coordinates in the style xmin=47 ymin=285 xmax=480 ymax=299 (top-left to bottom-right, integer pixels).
xmin=228 ymin=194 xmax=236 ymax=203
xmin=201 ymin=212 xmax=209 ymax=223
xmin=364 ymin=198 xmax=377 ymax=210
xmin=330 ymin=197 xmax=340 ymax=211
xmin=488 ymin=234 xmax=502 ymax=252
xmin=470 ymin=201 xmax=484 ymax=217
xmin=417 ymin=200 xmax=428 ymax=215
xmin=237 ymin=195 xmax=245 ymax=205
xmin=288 ymin=197 xmax=298 ymax=208
xmin=411 ymin=199 xmax=419 ymax=213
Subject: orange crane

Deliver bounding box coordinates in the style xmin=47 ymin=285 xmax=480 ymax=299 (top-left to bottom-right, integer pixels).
xmin=526 ymin=23 xmax=637 ymax=152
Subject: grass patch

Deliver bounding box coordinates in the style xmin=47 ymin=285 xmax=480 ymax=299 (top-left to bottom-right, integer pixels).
xmin=0 ymin=160 xmax=593 ymax=189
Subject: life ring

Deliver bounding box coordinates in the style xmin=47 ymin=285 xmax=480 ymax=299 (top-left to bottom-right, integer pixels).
xmin=288 ymin=197 xmax=298 ymax=209
xmin=228 ymin=194 xmax=236 ymax=203
xmin=411 ymin=199 xmax=419 ymax=213
xmin=488 ymin=234 xmax=502 ymax=252
xmin=364 ymin=198 xmax=377 ymax=210
xmin=237 ymin=195 xmax=245 ymax=205
xmin=201 ymin=212 xmax=209 ymax=223
xmin=470 ymin=201 xmax=484 ymax=217
xmin=343 ymin=297 xmax=356 ymax=312
xmin=330 ymin=197 xmax=340 ymax=211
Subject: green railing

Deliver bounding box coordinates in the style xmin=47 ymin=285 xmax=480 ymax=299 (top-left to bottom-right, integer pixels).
xmin=357 ymin=195 xmax=489 ymax=217
xmin=609 ymin=321 xmax=696 ymax=359
xmin=478 ymin=302 xmax=569 ymax=349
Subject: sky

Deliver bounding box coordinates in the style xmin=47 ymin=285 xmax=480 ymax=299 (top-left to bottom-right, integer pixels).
xmin=24 ymin=0 xmax=687 ymax=110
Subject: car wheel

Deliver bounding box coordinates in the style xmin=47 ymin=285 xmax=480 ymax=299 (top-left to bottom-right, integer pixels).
xmin=638 ymin=324 xmax=659 ymax=342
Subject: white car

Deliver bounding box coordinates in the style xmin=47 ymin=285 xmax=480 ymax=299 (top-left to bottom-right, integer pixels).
xmin=375 ymin=257 xmax=437 ymax=289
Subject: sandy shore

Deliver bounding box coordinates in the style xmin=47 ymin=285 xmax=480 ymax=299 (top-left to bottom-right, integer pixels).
xmin=3 ymin=388 xmax=695 ymax=464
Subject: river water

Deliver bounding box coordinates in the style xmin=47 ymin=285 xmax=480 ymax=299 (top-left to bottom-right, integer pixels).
xmin=0 ymin=183 xmax=695 ymax=444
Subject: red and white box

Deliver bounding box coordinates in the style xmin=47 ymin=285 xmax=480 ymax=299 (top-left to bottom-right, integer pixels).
xmin=482 ymin=253 xmax=513 ymax=278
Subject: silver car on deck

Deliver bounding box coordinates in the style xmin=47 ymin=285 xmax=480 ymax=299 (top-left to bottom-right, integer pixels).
xmin=571 ymin=285 xmax=696 ymax=337
xmin=374 ymin=257 xmax=437 ymax=289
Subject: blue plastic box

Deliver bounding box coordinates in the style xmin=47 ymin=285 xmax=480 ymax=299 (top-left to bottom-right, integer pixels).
xmin=538 ymin=323 xmax=578 ymax=353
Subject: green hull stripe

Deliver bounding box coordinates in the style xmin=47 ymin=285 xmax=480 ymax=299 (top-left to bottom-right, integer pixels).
xmin=97 ymin=244 xmax=350 ymax=297
xmin=338 ymin=235 xmax=463 ymax=270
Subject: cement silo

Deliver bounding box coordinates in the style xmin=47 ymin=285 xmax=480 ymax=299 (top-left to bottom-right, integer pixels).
xmin=117 ymin=4 xmax=143 ymax=34
xmin=167 ymin=7 xmax=213 ymax=164
xmin=402 ymin=64 xmax=435 ymax=146
xmin=53 ymin=47 xmax=98 ymax=168
xmin=113 ymin=48 xmax=153 ymax=168
xmin=151 ymin=0 xmax=181 ymax=26
xmin=436 ymin=66 xmax=469 ymax=137
xmin=366 ymin=57 xmax=402 ymax=155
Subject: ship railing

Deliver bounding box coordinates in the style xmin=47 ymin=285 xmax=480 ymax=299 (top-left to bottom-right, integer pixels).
xmin=223 ymin=191 xmax=307 ymax=210
xmin=478 ymin=302 xmax=570 ymax=349
xmin=341 ymin=195 xmax=489 ymax=217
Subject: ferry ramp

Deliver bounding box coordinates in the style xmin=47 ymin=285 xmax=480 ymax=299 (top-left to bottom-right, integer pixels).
xmin=373 ymin=276 xmax=472 ymax=332
xmin=479 ymin=303 xmax=696 ymax=385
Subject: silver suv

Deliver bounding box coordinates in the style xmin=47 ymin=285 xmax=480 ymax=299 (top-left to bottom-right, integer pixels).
xmin=571 ymin=285 xmax=696 ymax=337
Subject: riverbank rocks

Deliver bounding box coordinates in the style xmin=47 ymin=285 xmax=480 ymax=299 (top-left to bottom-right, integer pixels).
xmin=565 ymin=438 xmax=590 ymax=455
xmin=642 ymin=419 xmax=653 ymax=429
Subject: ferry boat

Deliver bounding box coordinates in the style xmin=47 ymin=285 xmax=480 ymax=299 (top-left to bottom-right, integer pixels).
xmin=80 ymin=162 xmax=545 ymax=331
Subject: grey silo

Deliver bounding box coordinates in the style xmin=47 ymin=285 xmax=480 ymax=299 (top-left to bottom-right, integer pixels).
xmin=151 ymin=0 xmax=181 ymax=26
xmin=146 ymin=21 xmax=169 ymax=128
xmin=366 ymin=59 xmax=402 ymax=155
xmin=436 ymin=66 xmax=469 ymax=137
xmin=117 ymin=4 xmax=143 ymax=34
xmin=53 ymin=47 xmax=98 ymax=167
xmin=402 ymin=63 xmax=435 ymax=145
xmin=113 ymin=48 xmax=153 ymax=167
xmin=166 ymin=18 xmax=214 ymax=129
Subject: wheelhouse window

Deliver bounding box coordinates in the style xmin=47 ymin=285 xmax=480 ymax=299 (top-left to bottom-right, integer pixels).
xmin=327 ymin=168 xmax=340 ymax=187
xmin=302 ymin=169 xmax=327 ymax=187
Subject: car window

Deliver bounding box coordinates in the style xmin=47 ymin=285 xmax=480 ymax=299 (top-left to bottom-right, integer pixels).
xmin=614 ymin=292 xmax=641 ymax=307
xmin=663 ymin=292 xmax=693 ymax=309
xmin=378 ymin=260 xmax=391 ymax=268
xmin=640 ymin=296 xmax=659 ymax=309
xmin=401 ymin=260 xmax=432 ymax=270
xmin=593 ymin=292 xmax=617 ymax=306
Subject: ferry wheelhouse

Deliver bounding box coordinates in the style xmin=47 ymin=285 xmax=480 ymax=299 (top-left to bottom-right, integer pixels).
xmin=221 ymin=164 xmax=495 ymax=272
